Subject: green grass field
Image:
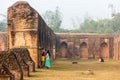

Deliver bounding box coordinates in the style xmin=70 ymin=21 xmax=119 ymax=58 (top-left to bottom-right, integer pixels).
xmin=24 ymin=58 xmax=120 ymax=80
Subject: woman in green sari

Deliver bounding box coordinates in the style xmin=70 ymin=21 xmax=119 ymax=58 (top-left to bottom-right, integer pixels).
xmin=45 ymin=50 xmax=51 ymax=69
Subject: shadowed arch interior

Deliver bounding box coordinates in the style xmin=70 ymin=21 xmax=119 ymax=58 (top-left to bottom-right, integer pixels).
xmin=100 ymin=42 xmax=109 ymax=58
xmin=80 ymin=42 xmax=89 ymax=58
xmin=59 ymin=42 xmax=68 ymax=58
xmin=60 ymin=42 xmax=67 ymax=48
xmin=80 ymin=42 xmax=87 ymax=47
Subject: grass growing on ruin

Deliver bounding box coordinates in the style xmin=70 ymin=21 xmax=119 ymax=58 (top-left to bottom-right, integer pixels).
xmin=24 ymin=58 xmax=120 ymax=80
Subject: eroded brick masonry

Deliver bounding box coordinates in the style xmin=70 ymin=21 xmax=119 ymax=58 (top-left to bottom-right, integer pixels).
xmin=7 ymin=1 xmax=57 ymax=68
xmin=56 ymin=33 xmax=120 ymax=60
xmin=0 ymin=2 xmax=120 ymax=80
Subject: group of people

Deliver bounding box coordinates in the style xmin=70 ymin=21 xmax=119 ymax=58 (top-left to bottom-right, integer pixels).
xmin=41 ymin=48 xmax=51 ymax=69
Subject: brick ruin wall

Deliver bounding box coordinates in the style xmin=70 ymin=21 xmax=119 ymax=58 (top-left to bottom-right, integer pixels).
xmin=38 ymin=15 xmax=57 ymax=62
xmin=0 ymin=1 xmax=57 ymax=79
xmin=56 ymin=33 xmax=120 ymax=59
xmin=112 ymin=34 xmax=120 ymax=60
xmin=10 ymin=49 xmax=29 ymax=77
xmin=7 ymin=1 xmax=39 ymax=68
xmin=0 ymin=51 xmax=23 ymax=80
xmin=7 ymin=1 xmax=57 ymax=68
xmin=0 ymin=63 xmax=14 ymax=80
xmin=0 ymin=1 xmax=120 ymax=80
xmin=0 ymin=47 xmax=35 ymax=79
xmin=10 ymin=48 xmax=35 ymax=72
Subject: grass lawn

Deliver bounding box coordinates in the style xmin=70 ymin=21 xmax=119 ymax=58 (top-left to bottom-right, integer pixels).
xmin=24 ymin=58 xmax=120 ymax=80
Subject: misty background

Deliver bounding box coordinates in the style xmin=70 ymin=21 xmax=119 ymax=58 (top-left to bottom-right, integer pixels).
xmin=0 ymin=0 xmax=120 ymax=33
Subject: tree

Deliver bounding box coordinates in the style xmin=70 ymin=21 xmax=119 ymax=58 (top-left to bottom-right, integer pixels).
xmin=79 ymin=17 xmax=98 ymax=33
xmin=71 ymin=15 xmax=113 ymax=34
xmin=0 ymin=22 xmax=7 ymax=32
xmin=0 ymin=14 xmax=7 ymax=32
xmin=110 ymin=13 xmax=120 ymax=33
xmin=42 ymin=7 xmax=62 ymax=32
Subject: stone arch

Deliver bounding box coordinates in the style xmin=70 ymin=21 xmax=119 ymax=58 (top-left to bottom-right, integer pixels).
xmin=80 ymin=42 xmax=87 ymax=47
xmin=100 ymin=42 xmax=109 ymax=58
xmin=80 ymin=42 xmax=89 ymax=58
xmin=59 ymin=42 xmax=68 ymax=58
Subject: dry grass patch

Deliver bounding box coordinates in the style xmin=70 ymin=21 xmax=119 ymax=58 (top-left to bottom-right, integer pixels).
xmin=24 ymin=58 xmax=120 ymax=80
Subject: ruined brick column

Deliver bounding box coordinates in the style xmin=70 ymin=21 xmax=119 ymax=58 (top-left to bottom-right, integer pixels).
xmin=7 ymin=1 xmax=39 ymax=68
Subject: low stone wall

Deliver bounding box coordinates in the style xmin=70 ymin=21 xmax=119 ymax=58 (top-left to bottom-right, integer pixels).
xmin=10 ymin=48 xmax=35 ymax=72
xmin=0 ymin=51 xmax=23 ymax=80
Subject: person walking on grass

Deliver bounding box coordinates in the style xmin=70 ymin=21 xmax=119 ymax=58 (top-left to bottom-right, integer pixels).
xmin=45 ymin=50 xmax=51 ymax=69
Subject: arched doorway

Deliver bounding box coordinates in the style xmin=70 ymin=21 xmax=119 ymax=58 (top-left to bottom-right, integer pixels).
xmin=100 ymin=42 xmax=109 ymax=58
xmin=59 ymin=42 xmax=68 ymax=58
xmin=80 ymin=42 xmax=89 ymax=58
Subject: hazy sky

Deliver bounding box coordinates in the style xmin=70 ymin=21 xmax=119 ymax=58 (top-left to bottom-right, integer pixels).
xmin=0 ymin=0 xmax=120 ymax=29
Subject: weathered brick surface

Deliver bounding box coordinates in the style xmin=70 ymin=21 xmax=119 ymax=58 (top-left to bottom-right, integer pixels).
xmin=0 ymin=51 xmax=23 ymax=80
xmin=10 ymin=48 xmax=35 ymax=72
xmin=7 ymin=1 xmax=57 ymax=68
xmin=0 ymin=63 xmax=14 ymax=80
xmin=0 ymin=32 xmax=7 ymax=51
xmin=56 ymin=33 xmax=116 ymax=59
xmin=112 ymin=34 xmax=120 ymax=60
xmin=10 ymin=49 xmax=29 ymax=76
xmin=7 ymin=1 xmax=39 ymax=68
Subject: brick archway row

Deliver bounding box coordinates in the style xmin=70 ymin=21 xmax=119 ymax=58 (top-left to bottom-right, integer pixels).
xmin=56 ymin=33 xmax=120 ymax=60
